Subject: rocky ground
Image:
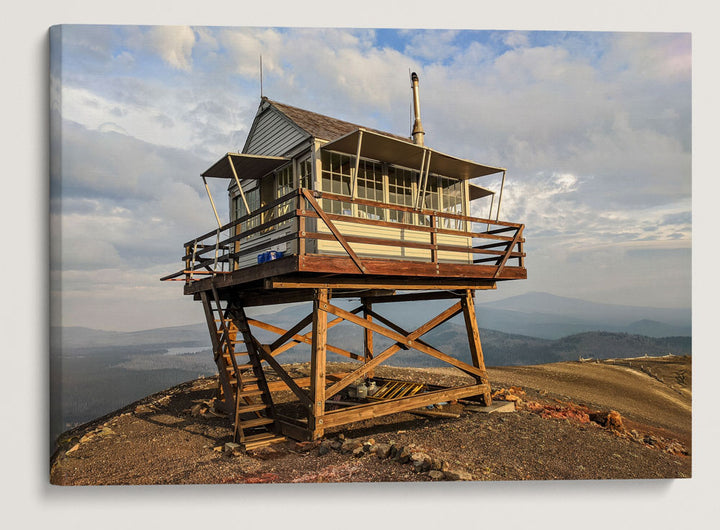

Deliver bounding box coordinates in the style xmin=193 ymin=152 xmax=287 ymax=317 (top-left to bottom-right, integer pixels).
xmin=50 ymin=355 xmax=691 ymax=485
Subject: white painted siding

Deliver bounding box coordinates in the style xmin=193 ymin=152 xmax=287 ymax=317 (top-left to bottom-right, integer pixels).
xmin=315 ymin=220 xmax=472 ymax=263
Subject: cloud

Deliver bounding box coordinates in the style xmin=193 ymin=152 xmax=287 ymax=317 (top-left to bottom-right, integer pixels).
xmin=503 ymin=31 xmax=530 ymax=49
xmin=128 ymin=26 xmax=197 ymax=71
xmin=403 ymin=30 xmax=461 ymax=62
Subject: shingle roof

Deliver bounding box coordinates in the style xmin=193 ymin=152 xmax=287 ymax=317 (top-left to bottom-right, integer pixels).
xmin=266 ymin=98 xmax=412 ymax=143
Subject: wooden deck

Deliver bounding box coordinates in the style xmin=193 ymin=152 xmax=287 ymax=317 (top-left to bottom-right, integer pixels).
xmin=162 ymin=187 xmax=526 ymax=295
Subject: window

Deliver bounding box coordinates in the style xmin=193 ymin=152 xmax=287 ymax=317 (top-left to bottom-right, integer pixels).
xmin=387 ymin=166 xmax=416 ymax=224
xmin=438 ymin=176 xmax=463 ymax=230
xmin=232 ymin=186 xmax=260 ymax=231
xmin=321 ymin=151 xmax=352 ymax=215
xmin=355 ymin=159 xmax=384 ymax=220
xmin=298 ymin=157 xmax=312 ymax=190
xmin=419 ymin=175 xmax=464 ymax=229
xmin=273 ymin=164 xmax=294 ymax=229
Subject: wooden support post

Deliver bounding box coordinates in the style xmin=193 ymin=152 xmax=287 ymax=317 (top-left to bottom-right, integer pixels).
xmin=362 ymin=299 xmax=374 ymax=378
xmin=199 ymin=291 xmax=234 ymax=413
xmin=309 ymin=288 xmax=328 ymax=439
xmin=461 ymin=289 xmax=492 ymax=405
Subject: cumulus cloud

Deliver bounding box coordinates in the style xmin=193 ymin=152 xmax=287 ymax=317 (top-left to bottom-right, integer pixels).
xmin=403 ymin=30 xmax=461 ymax=62
xmin=128 ymin=26 xmax=197 ymax=71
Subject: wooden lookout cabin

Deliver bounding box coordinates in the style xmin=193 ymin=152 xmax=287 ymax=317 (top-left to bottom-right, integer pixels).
xmin=162 ymin=73 xmax=527 ymax=450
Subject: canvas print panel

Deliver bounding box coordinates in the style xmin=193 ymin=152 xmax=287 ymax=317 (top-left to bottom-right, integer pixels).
xmin=49 ymin=25 xmax=691 ymax=484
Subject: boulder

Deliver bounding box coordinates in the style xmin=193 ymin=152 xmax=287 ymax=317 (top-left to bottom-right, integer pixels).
xmin=428 ymin=470 xmax=444 ymax=480
xmin=341 ymin=439 xmax=363 ymax=454
xmin=318 ymin=440 xmax=333 ymax=456
xmin=443 ymin=468 xmax=473 ymax=481
xmin=410 ymin=452 xmax=432 ymax=473
xmin=375 ymin=443 xmax=392 ymax=459
xmin=397 ymin=445 xmax=414 ymax=464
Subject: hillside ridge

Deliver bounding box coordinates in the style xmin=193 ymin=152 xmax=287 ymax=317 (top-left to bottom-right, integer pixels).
xmin=50 ymin=355 xmax=691 ymax=485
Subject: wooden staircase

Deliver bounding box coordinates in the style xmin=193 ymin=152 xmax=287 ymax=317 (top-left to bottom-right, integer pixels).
xmin=201 ymin=288 xmax=286 ymax=451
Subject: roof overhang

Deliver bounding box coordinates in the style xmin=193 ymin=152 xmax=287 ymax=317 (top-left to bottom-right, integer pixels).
xmin=469 ymin=183 xmax=495 ymax=201
xmin=201 ymin=153 xmax=291 ymax=180
xmin=322 ymin=128 xmax=505 ymax=180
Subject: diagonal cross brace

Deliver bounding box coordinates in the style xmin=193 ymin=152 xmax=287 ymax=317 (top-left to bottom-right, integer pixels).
xmin=494 ymin=224 xmax=524 ymax=278
xmin=249 ymin=306 xmax=364 ymax=360
xmin=248 ymin=317 xmax=363 ymax=361
xmin=323 ymin=301 xmax=473 ymax=399
xmin=252 ymin=338 xmax=313 ymax=407
xmin=301 ymin=188 xmax=367 ymax=274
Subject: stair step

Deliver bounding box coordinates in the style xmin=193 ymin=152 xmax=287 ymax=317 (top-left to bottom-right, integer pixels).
xmin=243 ymin=432 xmax=278 ymax=443
xmin=235 ymin=388 xmax=264 ymax=398
xmin=225 ymin=364 xmax=253 ymax=372
xmin=222 ymin=352 xmax=248 ymax=358
xmin=238 ymin=417 xmax=275 ymax=429
xmin=243 ymin=434 xmax=287 ymax=451
xmin=236 ymin=403 xmax=268 ymax=414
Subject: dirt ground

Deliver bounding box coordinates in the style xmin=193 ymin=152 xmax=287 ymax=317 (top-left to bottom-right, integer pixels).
xmin=50 ymin=356 xmax=691 ymax=485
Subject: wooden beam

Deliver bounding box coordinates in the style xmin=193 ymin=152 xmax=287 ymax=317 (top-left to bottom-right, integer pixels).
xmin=312 ymin=189 xmax=522 ymax=229
xmin=266 ymin=275 xmax=500 ymax=290
xmin=322 ymin=384 xmax=489 ymax=429
xmin=323 ymin=301 xmax=466 ymax=398
xmin=297 ymin=255 xmax=525 ymax=281
xmin=301 ymin=188 xmax=367 ymax=274
xmin=277 ymin=420 xmax=312 ymax=442
xmin=325 ymin=300 xmax=486 ymax=379
xmin=200 ymin=291 xmax=235 ymax=411
xmin=237 ymin=371 xmax=352 ymax=394
xmin=269 ymin=312 xmax=314 ymax=351
xmin=254 ymin=340 xmax=313 ymax=407
xmin=430 ymin=215 xmax=438 ymax=264
xmin=301 ymin=229 xmax=523 ymax=258
xmin=494 ymin=225 xmax=524 ymax=278
xmin=362 ymin=300 xmax=374 ymax=378
xmin=248 ymin=317 xmax=363 ymax=361
xmin=299 ymin=208 xmax=526 ymax=242
xmin=185 ymin=189 xmax=299 ymax=247
xmin=309 ymin=288 xmax=329 ymax=439
xmin=461 ymin=290 xmax=489 ymax=383
xmin=361 ymin=290 xmax=468 ymax=304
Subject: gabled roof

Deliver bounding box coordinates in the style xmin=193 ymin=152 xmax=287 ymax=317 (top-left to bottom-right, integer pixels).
xmin=234 ymin=98 xmax=505 ymax=182
xmin=266 ymin=98 xmax=411 ymax=143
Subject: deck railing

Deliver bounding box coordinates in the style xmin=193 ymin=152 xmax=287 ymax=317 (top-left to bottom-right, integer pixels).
xmin=161 ymin=188 xmax=525 ymax=283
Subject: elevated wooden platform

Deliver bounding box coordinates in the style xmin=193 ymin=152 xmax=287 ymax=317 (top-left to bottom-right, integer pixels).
xmin=162 ymin=188 xmax=527 ymax=448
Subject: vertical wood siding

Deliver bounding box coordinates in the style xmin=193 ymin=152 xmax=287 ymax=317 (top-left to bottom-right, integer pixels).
xmin=244 ymin=108 xmax=310 ymax=156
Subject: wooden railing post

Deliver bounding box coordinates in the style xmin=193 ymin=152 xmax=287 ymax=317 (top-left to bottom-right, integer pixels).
xmin=298 ymin=191 xmax=306 ymax=257
xmin=430 ymin=214 xmax=438 ymax=264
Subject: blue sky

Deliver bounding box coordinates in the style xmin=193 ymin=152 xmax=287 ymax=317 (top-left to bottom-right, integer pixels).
xmin=50 ymin=25 xmax=692 ymax=331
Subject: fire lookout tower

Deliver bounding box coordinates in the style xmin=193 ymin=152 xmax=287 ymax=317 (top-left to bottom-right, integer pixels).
xmin=162 ymin=74 xmax=527 ymax=450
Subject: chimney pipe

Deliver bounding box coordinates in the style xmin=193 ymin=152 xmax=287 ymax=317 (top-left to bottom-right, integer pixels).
xmin=410 ymin=72 xmax=425 ymax=146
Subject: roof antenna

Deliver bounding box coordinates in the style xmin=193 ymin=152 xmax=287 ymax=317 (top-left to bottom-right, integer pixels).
xmin=260 ymin=54 xmax=263 ymax=99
